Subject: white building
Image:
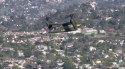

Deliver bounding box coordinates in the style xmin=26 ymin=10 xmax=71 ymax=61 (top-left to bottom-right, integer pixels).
xmin=69 ymin=28 xmax=82 ymax=34
xmin=98 ymin=40 xmax=105 ymax=43
xmin=82 ymin=28 xmax=98 ymax=35
xmin=56 ymin=59 xmax=64 ymax=66
xmin=105 ymin=17 xmax=112 ymax=21
xmin=90 ymin=2 xmax=97 ymax=10
xmin=89 ymin=46 xmax=96 ymax=51
xmin=100 ymin=30 xmax=106 ymax=34
xmin=18 ymin=50 xmax=24 ymax=57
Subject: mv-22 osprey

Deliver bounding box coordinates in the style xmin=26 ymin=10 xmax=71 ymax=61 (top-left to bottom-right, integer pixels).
xmin=46 ymin=14 xmax=82 ymax=33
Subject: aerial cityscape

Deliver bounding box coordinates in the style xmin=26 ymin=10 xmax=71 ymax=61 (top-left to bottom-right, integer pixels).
xmin=0 ymin=0 xmax=125 ymax=69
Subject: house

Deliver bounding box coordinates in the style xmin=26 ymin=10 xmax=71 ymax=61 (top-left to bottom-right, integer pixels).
xmin=115 ymin=47 xmax=122 ymax=55
xmin=92 ymin=60 xmax=96 ymax=65
xmin=87 ymin=66 xmax=96 ymax=69
xmin=55 ymin=49 xmax=65 ymax=57
xmin=37 ymin=65 xmax=42 ymax=69
xmin=83 ymin=64 xmax=91 ymax=68
xmin=61 ymin=37 xmax=69 ymax=40
xmin=90 ymin=2 xmax=97 ymax=10
xmin=18 ymin=50 xmax=24 ymax=57
xmin=100 ymin=30 xmax=106 ymax=35
xmin=11 ymin=39 xmax=16 ymax=43
xmin=104 ymin=54 xmax=109 ymax=58
xmin=46 ymin=60 xmax=51 ymax=64
xmin=69 ymin=28 xmax=82 ymax=34
xmin=1 ymin=47 xmax=14 ymax=51
xmin=118 ymin=67 xmax=125 ymax=69
xmin=42 ymin=36 xmax=50 ymax=41
xmin=89 ymin=46 xmax=96 ymax=51
xmin=79 ymin=66 xmax=83 ymax=69
xmin=82 ymin=28 xmax=98 ymax=35
xmin=17 ymin=59 xmax=26 ymax=65
xmin=109 ymin=49 xmax=112 ymax=52
xmin=105 ymin=17 xmax=112 ymax=21
xmin=52 ymin=36 xmax=60 ymax=40
xmin=76 ymin=54 xmax=81 ymax=57
xmin=106 ymin=28 xmax=114 ymax=32
xmin=65 ymin=43 xmax=74 ymax=48
xmin=98 ymin=40 xmax=105 ymax=43
xmin=96 ymin=59 xmax=102 ymax=64
xmin=56 ymin=59 xmax=64 ymax=66
xmin=72 ymin=62 xmax=79 ymax=68
xmin=25 ymin=58 xmax=33 ymax=60
xmin=120 ymin=40 xmax=124 ymax=46
xmin=56 ymin=67 xmax=63 ymax=69
xmin=8 ymin=64 xmax=14 ymax=67
xmin=35 ymin=45 xmax=48 ymax=51
xmin=18 ymin=64 xmax=25 ymax=69
xmin=112 ymin=62 xmax=119 ymax=67
xmin=9 ymin=58 xmax=16 ymax=63
xmin=76 ymin=58 xmax=81 ymax=62
xmin=42 ymin=51 xmax=49 ymax=55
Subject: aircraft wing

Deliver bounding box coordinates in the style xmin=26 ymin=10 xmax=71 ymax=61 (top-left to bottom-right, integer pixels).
xmin=49 ymin=22 xmax=71 ymax=28
xmin=48 ymin=22 xmax=77 ymax=33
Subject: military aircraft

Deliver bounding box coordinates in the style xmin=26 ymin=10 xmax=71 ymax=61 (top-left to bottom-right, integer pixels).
xmin=46 ymin=14 xmax=82 ymax=33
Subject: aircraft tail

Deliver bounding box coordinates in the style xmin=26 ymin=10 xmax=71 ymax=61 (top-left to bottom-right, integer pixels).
xmin=46 ymin=17 xmax=52 ymax=29
xmin=70 ymin=18 xmax=77 ymax=30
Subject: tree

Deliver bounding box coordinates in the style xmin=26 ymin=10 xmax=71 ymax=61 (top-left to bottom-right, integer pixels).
xmin=78 ymin=38 xmax=86 ymax=42
xmin=102 ymin=60 xmax=112 ymax=67
xmin=34 ymin=51 xmax=42 ymax=59
xmin=108 ymin=18 xmax=117 ymax=25
xmin=49 ymin=61 xmax=57 ymax=69
xmin=0 ymin=51 xmax=7 ymax=57
xmin=91 ymin=33 xmax=95 ymax=37
xmin=14 ymin=49 xmax=18 ymax=58
xmin=28 ymin=45 xmax=35 ymax=50
xmin=37 ymin=60 xmax=43 ymax=65
xmin=0 ymin=64 xmax=4 ymax=69
xmin=62 ymin=58 xmax=75 ymax=69
xmin=12 ymin=65 xmax=18 ymax=69
xmin=73 ymin=42 xmax=81 ymax=49
xmin=42 ymin=41 xmax=53 ymax=46
xmin=25 ymin=64 xmax=32 ymax=69
xmin=80 ymin=57 xmax=86 ymax=64
xmin=24 ymin=50 xmax=32 ymax=57
xmin=50 ymin=49 xmax=56 ymax=53
xmin=35 ymin=41 xmax=41 ymax=45
xmin=10 ymin=15 xmax=15 ymax=20
xmin=107 ymin=52 xmax=114 ymax=57
xmin=0 ymin=36 xmax=3 ymax=44
xmin=67 ymin=38 xmax=73 ymax=43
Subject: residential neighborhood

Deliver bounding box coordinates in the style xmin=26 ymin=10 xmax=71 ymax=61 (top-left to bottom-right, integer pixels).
xmin=0 ymin=0 xmax=125 ymax=69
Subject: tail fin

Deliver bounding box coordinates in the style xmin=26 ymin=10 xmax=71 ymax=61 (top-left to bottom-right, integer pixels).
xmin=70 ymin=18 xmax=77 ymax=30
xmin=46 ymin=17 xmax=52 ymax=29
xmin=69 ymin=14 xmax=77 ymax=30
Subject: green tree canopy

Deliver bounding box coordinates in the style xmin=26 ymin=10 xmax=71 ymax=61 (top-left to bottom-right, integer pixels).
xmin=0 ymin=64 xmax=4 ymax=69
xmin=37 ymin=60 xmax=43 ymax=65
xmin=0 ymin=36 xmax=3 ymax=44
xmin=24 ymin=50 xmax=32 ymax=57
xmin=62 ymin=58 xmax=75 ymax=69
xmin=12 ymin=65 xmax=18 ymax=69
xmin=14 ymin=49 xmax=18 ymax=58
